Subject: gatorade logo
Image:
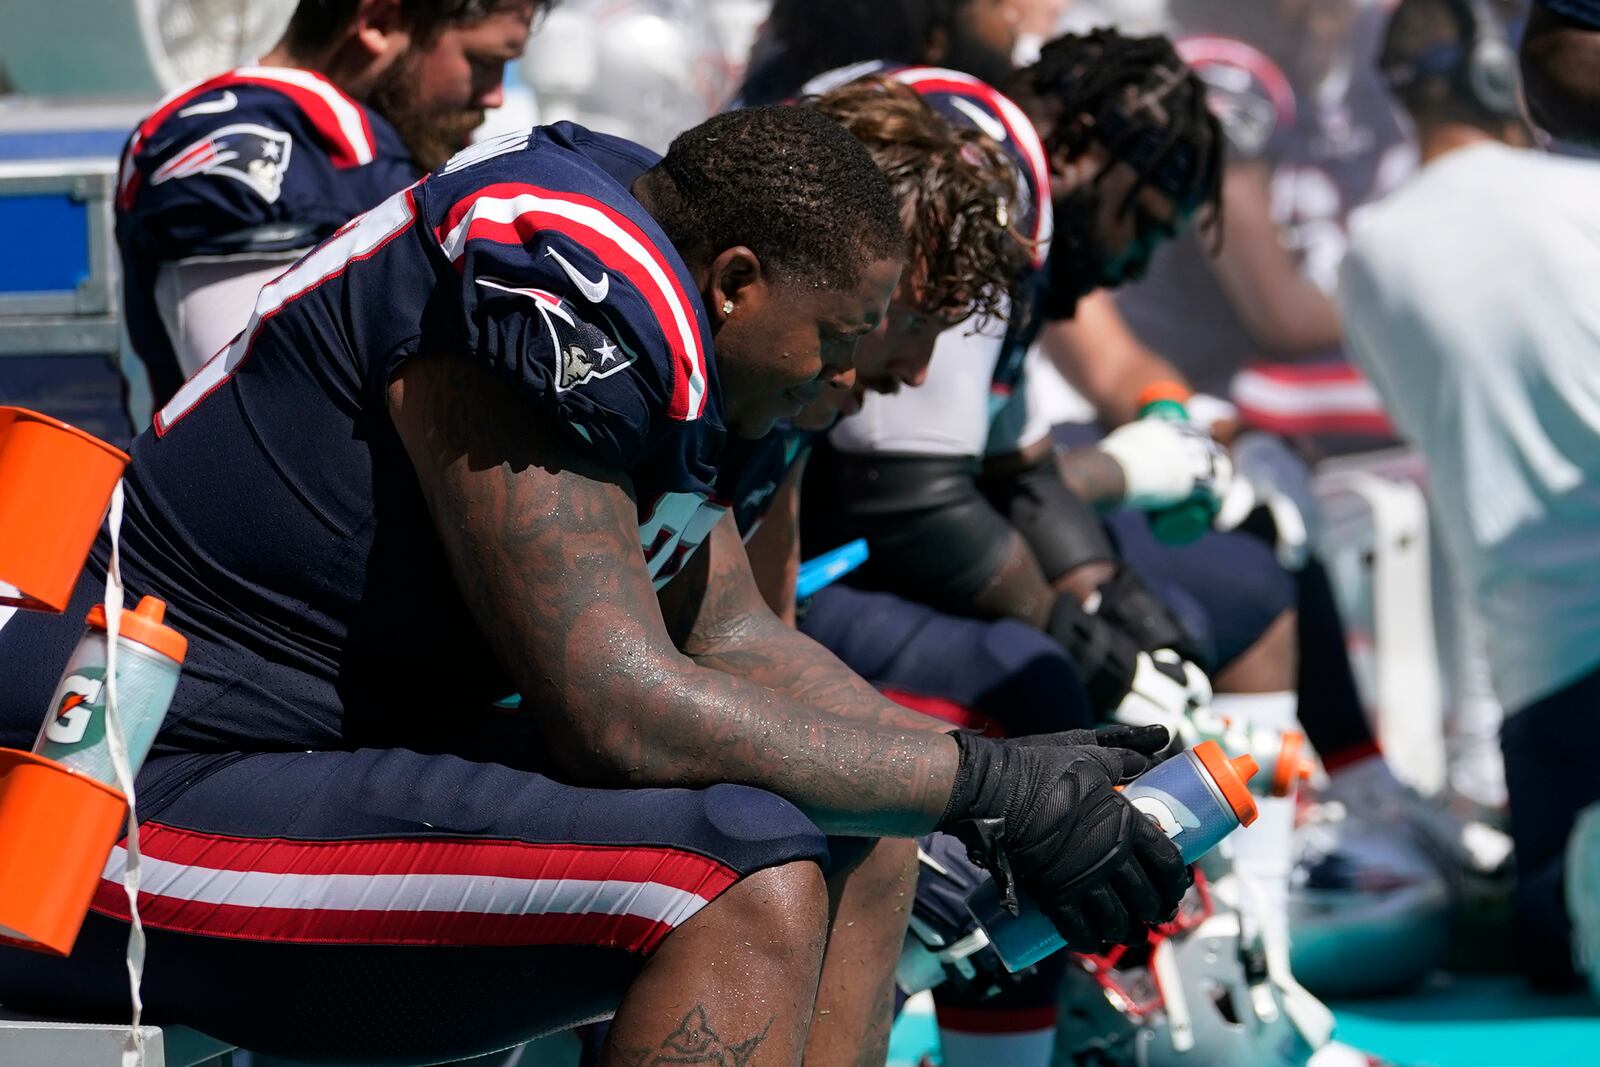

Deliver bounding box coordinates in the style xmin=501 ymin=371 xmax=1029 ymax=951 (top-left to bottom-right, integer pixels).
xmin=1130 ymin=789 xmax=1202 ymax=843
xmin=44 ymin=671 xmax=105 ymax=748
xmin=1131 ymin=795 xmax=1184 ymax=840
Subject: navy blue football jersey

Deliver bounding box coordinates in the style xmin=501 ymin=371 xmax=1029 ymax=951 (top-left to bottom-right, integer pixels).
xmin=108 ymin=123 xmax=725 ymax=751
xmin=116 ymin=67 xmax=419 ymax=404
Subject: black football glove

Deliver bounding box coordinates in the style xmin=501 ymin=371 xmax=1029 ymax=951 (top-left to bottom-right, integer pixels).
xmin=935 ymin=727 xmax=1190 ymax=952
xmin=1012 ymin=723 xmax=1173 ymax=776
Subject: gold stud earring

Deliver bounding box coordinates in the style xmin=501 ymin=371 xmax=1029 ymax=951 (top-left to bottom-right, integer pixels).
xmin=722 ymin=299 xmax=734 ymax=315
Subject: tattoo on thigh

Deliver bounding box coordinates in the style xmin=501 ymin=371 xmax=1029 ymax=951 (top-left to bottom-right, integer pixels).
xmin=616 ymin=1005 xmax=776 ymax=1066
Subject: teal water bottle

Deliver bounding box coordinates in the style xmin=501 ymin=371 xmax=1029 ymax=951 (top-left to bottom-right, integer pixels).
xmin=1137 ymin=382 xmax=1215 ymax=545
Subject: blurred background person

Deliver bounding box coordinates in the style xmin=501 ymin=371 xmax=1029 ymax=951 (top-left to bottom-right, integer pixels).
xmin=117 ymin=0 xmax=543 ymax=408
xmin=1520 ymin=0 xmax=1600 ymax=143
xmin=518 ymin=0 xmax=736 ymax=151
xmin=738 ymin=0 xmax=1022 ymax=105
xmin=1113 ymin=0 xmax=1413 ymax=450
xmin=1342 ymin=0 xmax=1600 ymax=998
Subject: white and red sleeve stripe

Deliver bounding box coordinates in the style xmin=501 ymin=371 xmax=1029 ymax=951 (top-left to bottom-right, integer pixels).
xmin=1231 ymin=362 xmax=1393 ymax=438
xmin=155 ymin=184 xmax=419 ymax=434
xmin=436 ymin=182 xmax=711 ymax=422
xmin=91 ymin=823 xmax=739 ymax=954
xmin=1177 ymin=36 xmax=1298 ymax=130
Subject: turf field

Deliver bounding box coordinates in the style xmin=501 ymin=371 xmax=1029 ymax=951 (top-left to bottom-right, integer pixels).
xmin=887 ymin=976 xmax=1600 ymax=1066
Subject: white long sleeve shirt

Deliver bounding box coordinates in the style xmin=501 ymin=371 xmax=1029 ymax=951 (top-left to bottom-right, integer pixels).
xmin=1339 ymin=141 xmax=1600 ymax=711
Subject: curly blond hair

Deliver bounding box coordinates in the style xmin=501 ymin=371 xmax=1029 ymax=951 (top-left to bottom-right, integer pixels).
xmin=810 ymin=76 xmax=1027 ymax=327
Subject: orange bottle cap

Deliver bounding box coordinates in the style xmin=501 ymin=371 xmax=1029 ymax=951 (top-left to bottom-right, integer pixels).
xmin=0 ymin=407 xmax=128 ymax=614
xmin=1271 ymin=730 xmax=1310 ymax=798
xmin=1192 ymin=739 xmax=1259 ymax=827
xmin=0 ymin=748 xmax=128 ymax=956
xmin=86 ymin=596 xmax=188 ymax=664
xmin=1136 ymin=381 xmax=1193 ymax=409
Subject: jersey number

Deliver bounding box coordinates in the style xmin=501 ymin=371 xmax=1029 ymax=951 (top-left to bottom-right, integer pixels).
xmin=155 ymin=184 xmax=419 ymax=433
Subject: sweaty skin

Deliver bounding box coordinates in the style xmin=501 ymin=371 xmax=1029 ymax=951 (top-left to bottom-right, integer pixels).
xmin=389 ymin=354 xmax=958 ymax=837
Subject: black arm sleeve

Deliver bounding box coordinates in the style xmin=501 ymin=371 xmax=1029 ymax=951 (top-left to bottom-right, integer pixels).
xmin=798 ymin=447 xmax=1203 ymax=709
xmin=800 ymin=448 xmax=1018 ymax=613
xmin=979 ymin=449 xmax=1115 ymax=582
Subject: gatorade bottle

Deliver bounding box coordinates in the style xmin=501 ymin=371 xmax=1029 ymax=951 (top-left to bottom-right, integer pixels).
xmin=1188 ymin=709 xmax=1313 ymax=799
xmin=1136 ymin=382 xmax=1216 ymax=545
xmin=0 ymin=596 xmax=186 ymax=955
xmin=967 ymin=739 xmax=1259 ymax=972
xmin=33 ymin=596 xmax=188 ymax=784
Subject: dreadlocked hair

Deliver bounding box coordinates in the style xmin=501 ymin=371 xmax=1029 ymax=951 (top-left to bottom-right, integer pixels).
xmin=808 ymin=76 xmax=1023 ymax=328
xmin=1010 ymin=28 xmax=1225 ymax=238
xmin=650 ymin=106 xmax=906 ymax=292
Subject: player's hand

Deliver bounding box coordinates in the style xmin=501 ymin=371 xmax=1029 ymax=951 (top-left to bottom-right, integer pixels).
xmin=1097 ymin=417 xmax=1234 ymax=512
xmin=1011 ymin=722 xmax=1173 ymax=779
xmin=1215 ymin=474 xmax=1310 ymax=571
xmin=936 ymin=730 xmax=1190 ymax=951
xmin=1113 ymin=649 xmax=1212 ymax=734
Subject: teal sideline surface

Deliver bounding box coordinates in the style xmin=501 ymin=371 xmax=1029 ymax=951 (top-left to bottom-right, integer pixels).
xmin=887 ymin=976 xmax=1600 ymax=1066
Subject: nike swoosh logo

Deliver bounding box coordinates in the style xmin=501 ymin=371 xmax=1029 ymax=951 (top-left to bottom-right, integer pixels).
xmin=949 ymin=96 xmax=1008 ymax=144
xmin=546 ymin=247 xmax=610 ymax=304
xmin=178 ymin=90 xmax=239 ymax=118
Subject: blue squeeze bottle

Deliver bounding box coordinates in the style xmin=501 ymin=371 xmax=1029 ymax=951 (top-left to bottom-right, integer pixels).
xmin=967 ymin=740 xmax=1259 ymax=972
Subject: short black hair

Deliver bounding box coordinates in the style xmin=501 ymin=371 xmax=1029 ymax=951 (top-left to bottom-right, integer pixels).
xmin=284 ymin=0 xmax=547 ymax=51
xmin=649 ymin=106 xmax=906 ymax=291
xmin=739 ymin=0 xmax=965 ymax=105
xmin=1380 ymin=0 xmax=1526 ymax=126
xmin=1010 ymin=29 xmax=1225 ymax=230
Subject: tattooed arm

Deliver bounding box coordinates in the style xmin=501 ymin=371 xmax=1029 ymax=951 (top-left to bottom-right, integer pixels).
xmin=660 ymin=510 xmax=948 ymax=736
xmin=389 ymin=354 xmax=956 ymax=836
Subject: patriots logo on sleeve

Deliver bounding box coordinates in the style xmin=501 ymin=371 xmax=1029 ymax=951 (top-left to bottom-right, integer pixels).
xmin=1177 ymin=37 xmax=1297 ymax=161
xmin=149 ymin=123 xmax=294 ymax=204
xmin=476 ymin=277 xmax=637 ymax=391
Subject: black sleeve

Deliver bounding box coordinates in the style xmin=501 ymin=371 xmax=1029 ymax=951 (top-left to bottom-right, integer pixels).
xmin=976 ymin=451 xmax=1206 ymax=665
xmin=799 ymin=448 xmax=1018 ymax=613
xmin=978 ymin=449 xmax=1115 ymax=582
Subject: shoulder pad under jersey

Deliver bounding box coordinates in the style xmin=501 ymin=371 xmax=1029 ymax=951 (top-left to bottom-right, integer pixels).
xmin=421 ymin=128 xmax=719 ymax=480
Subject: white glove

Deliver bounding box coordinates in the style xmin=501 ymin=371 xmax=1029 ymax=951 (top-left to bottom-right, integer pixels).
xmin=1098 ymin=418 xmax=1234 ymax=512
xmin=1113 ymin=648 xmax=1213 ymax=734
xmin=1214 ymin=475 xmax=1310 ymax=571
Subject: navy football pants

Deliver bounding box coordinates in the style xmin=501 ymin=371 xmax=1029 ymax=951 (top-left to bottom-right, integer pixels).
xmin=0 ymin=607 xmax=829 ymax=1064
xmin=1500 ymin=662 xmax=1600 ymax=988
xmin=798 ymin=583 xmax=1096 ymax=737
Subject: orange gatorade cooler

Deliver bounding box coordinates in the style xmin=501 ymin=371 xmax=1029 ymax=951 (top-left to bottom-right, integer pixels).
xmin=0 ymin=406 xmax=128 ymax=613
xmin=0 ymin=597 xmax=187 ymax=955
